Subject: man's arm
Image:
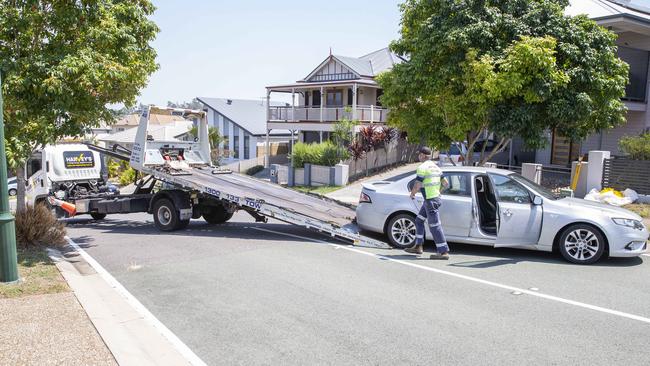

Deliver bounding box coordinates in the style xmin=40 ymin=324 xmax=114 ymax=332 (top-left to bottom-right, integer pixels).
xmin=410 ymin=180 xmax=422 ymax=199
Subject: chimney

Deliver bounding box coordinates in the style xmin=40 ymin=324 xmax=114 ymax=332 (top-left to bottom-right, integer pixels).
xmin=226 ymin=99 xmax=232 ymax=105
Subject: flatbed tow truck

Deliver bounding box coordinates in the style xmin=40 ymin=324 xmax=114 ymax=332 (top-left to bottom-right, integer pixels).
xmin=72 ymin=106 xmax=391 ymax=249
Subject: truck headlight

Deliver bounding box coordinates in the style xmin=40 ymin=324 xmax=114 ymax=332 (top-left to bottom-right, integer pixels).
xmin=612 ymin=218 xmax=645 ymax=231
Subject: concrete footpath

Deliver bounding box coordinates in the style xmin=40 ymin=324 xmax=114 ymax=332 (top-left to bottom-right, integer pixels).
xmin=52 ymin=243 xmax=202 ymax=366
xmin=325 ymin=162 xmax=418 ymax=204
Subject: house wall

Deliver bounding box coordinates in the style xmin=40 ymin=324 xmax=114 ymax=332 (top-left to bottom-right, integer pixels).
xmin=205 ymin=106 xmax=257 ymax=161
xmin=580 ymin=111 xmax=648 ymax=156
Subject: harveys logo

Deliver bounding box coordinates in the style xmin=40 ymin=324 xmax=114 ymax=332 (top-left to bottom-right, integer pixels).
xmin=63 ymin=151 xmax=95 ymax=169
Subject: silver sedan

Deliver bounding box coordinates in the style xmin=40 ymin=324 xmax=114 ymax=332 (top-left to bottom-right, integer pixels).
xmin=356 ymin=166 xmax=649 ymax=264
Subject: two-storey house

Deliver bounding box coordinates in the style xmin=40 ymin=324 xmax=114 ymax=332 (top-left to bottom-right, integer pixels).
xmin=534 ymin=0 xmax=650 ymax=166
xmin=264 ymin=47 xmax=404 ymax=157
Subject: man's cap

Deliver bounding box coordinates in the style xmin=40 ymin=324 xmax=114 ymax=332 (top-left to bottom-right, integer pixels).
xmin=419 ymin=147 xmax=432 ymax=155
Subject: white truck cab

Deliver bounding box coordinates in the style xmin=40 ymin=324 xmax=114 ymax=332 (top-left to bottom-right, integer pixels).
xmin=25 ymin=144 xmax=105 ymax=207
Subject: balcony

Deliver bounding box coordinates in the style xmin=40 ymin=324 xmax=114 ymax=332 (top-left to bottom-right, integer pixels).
xmin=269 ymin=105 xmax=388 ymax=124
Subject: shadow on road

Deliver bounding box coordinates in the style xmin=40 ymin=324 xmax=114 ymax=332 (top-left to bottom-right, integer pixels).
xmin=65 ymin=216 xmax=645 ymax=269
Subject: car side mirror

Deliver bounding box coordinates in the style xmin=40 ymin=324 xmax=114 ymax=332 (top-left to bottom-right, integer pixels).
xmin=533 ymin=195 xmax=543 ymax=205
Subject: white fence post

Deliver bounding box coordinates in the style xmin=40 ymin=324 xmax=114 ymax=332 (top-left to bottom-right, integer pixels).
xmin=335 ymin=164 xmax=349 ymax=186
xmin=521 ymin=163 xmax=542 ymax=184
xmin=586 ymin=150 xmax=610 ymax=193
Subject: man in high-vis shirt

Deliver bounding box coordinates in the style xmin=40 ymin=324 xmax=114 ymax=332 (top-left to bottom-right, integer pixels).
xmin=405 ymin=147 xmax=450 ymax=260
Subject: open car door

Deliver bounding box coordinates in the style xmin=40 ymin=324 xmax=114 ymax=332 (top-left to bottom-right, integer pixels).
xmin=488 ymin=174 xmax=542 ymax=247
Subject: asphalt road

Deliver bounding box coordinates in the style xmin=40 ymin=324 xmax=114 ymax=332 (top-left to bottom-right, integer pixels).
xmin=66 ymin=211 xmax=650 ymax=366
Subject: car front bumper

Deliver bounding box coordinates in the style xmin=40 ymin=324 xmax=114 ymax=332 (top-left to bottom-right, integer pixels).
xmin=607 ymin=225 xmax=649 ymax=258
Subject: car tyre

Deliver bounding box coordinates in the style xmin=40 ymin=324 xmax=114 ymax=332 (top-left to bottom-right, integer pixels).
xmin=558 ymin=224 xmax=606 ymax=265
xmin=386 ymin=213 xmax=418 ymax=249
xmin=153 ymin=198 xmax=180 ymax=232
xmin=8 ymin=188 xmax=16 ymax=196
xmin=90 ymin=212 xmax=107 ymax=220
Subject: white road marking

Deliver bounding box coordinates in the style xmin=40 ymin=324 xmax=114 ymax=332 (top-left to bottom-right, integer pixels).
xmin=66 ymin=237 xmax=208 ymax=366
xmin=253 ymin=227 xmax=650 ymax=325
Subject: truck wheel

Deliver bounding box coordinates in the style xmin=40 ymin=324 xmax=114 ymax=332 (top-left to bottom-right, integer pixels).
xmin=177 ymin=219 xmax=190 ymax=230
xmin=90 ymin=213 xmax=107 ymax=220
xmin=202 ymin=205 xmax=233 ymax=224
xmin=153 ymin=198 xmax=180 ymax=231
xmin=8 ymin=188 xmax=16 ymax=196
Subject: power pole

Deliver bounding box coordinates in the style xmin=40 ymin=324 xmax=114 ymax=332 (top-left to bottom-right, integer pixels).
xmin=0 ymin=71 xmax=19 ymax=283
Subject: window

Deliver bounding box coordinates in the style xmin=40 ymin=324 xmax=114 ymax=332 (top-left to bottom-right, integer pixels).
xmin=313 ymin=90 xmax=321 ymax=106
xmin=619 ymin=46 xmax=649 ymax=102
xmin=305 ymin=91 xmax=310 ymax=106
xmin=244 ymin=135 xmax=250 ymax=159
xmin=326 ymin=90 xmax=343 ymax=106
xmin=347 ymin=88 xmax=353 ymax=105
xmin=233 ymin=126 xmax=239 ymax=159
xmin=489 ymin=174 xmax=531 ymax=204
xmin=376 ymin=89 xmax=384 ymax=106
xmin=406 ymin=173 xmax=471 ymax=197
xmin=441 ymin=173 xmax=471 ymax=196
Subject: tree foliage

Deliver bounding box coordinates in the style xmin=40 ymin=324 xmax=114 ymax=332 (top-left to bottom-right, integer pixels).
xmin=378 ymin=0 xmax=629 ymax=166
xmin=0 ymin=0 xmax=159 ymax=210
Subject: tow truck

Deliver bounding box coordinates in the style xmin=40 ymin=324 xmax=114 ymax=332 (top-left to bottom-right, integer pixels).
xmin=64 ymin=106 xmax=391 ymax=249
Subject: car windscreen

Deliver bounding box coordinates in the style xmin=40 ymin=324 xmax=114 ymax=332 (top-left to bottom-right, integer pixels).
xmin=509 ymin=173 xmax=559 ymax=200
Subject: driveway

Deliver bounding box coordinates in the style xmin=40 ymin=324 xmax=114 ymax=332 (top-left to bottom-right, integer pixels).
xmin=65 ymin=211 xmax=650 ymax=365
xmin=326 ymin=162 xmax=419 ymax=204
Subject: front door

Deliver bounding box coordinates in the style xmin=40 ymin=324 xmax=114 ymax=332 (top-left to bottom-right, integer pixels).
xmin=488 ymin=173 xmax=542 ymax=246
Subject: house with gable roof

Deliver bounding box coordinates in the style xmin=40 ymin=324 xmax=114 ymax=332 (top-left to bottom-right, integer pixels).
xmin=265 ymin=47 xmax=404 ymax=149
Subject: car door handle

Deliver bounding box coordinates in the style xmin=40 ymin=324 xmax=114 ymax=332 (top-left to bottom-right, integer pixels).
xmin=503 ymin=209 xmax=513 ymax=217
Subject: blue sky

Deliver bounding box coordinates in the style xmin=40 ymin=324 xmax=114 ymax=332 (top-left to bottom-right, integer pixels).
xmin=139 ymin=0 xmax=402 ymax=105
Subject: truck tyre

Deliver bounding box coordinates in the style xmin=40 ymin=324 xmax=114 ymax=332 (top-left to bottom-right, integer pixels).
xmin=90 ymin=212 xmax=107 ymax=220
xmin=202 ymin=205 xmax=233 ymax=224
xmin=177 ymin=219 xmax=190 ymax=230
xmin=153 ymin=198 xmax=180 ymax=231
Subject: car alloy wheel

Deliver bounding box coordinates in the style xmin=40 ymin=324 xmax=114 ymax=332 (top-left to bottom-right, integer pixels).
xmin=559 ymin=224 xmax=605 ymax=264
xmin=387 ymin=214 xmax=417 ymax=249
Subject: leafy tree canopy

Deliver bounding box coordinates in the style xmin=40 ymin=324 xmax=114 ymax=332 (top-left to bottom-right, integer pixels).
xmin=0 ymin=0 xmax=159 ymax=167
xmin=378 ymin=0 xmax=629 ymax=165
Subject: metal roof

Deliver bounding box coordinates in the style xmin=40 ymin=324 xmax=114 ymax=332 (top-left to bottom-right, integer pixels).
xmin=567 ymin=0 xmax=650 ymax=22
xmin=197 ymin=97 xmax=287 ymax=136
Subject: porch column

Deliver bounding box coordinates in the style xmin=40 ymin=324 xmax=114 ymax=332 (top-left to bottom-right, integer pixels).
xmin=265 ymin=90 xmax=271 ymax=168
xmin=291 ymin=88 xmax=295 ymax=122
xmin=320 ymin=86 xmax=324 ymax=123
xmin=352 ymin=83 xmax=358 ymax=121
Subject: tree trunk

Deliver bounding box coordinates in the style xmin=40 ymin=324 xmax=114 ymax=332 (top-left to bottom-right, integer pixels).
xmin=15 ymin=164 xmax=26 ymax=213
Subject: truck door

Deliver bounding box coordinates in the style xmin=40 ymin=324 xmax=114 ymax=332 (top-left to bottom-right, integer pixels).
xmin=488 ymin=173 xmax=542 ymax=247
xmin=25 ymin=151 xmax=46 ymax=204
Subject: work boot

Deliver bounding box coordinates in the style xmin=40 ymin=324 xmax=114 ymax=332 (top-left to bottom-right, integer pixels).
xmin=430 ymin=252 xmax=450 ymax=260
xmin=404 ymin=244 xmax=423 ymax=255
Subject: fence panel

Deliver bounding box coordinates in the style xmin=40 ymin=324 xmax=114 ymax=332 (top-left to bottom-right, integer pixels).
xmin=602 ymin=158 xmax=650 ymax=195
xmin=311 ymin=165 xmax=331 ymax=185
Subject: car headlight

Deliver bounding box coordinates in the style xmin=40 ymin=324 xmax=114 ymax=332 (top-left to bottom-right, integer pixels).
xmin=612 ymin=218 xmax=645 ymax=231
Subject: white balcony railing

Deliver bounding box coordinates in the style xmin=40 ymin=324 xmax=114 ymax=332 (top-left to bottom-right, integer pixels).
xmin=269 ymin=105 xmax=388 ymax=123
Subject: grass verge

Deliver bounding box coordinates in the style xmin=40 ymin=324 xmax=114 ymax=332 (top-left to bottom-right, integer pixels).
xmin=290 ymin=185 xmax=342 ymax=196
xmin=623 ymin=203 xmax=650 ymax=218
xmin=0 ymin=248 xmax=69 ymax=299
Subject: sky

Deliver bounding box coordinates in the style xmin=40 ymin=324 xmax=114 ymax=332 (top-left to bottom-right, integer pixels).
xmin=138 ymin=0 xmax=403 ymax=106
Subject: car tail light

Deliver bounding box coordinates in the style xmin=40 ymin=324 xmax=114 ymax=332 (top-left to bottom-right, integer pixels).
xmin=359 ymin=192 xmax=372 ymax=204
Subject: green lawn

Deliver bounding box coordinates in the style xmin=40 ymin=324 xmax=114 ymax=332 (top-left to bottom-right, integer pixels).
xmin=290 ymin=185 xmax=342 ymax=196
xmin=0 ymin=248 xmax=69 ymax=298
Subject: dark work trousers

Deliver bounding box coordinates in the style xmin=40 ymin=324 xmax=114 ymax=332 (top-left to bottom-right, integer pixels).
xmin=414 ymin=197 xmax=449 ymax=253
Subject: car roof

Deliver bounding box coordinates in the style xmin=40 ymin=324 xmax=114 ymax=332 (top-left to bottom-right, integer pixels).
xmin=439 ymin=165 xmax=515 ymax=175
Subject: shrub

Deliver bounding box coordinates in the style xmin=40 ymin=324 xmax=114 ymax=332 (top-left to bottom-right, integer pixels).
xmin=107 ymin=159 xmax=121 ymax=178
xmin=119 ymin=167 xmax=136 ymax=186
xmin=15 ymin=204 xmax=67 ymax=249
xmin=246 ymin=165 xmax=264 ymax=176
xmin=619 ymin=133 xmax=650 ymax=160
xmin=291 ymin=141 xmax=349 ymax=167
